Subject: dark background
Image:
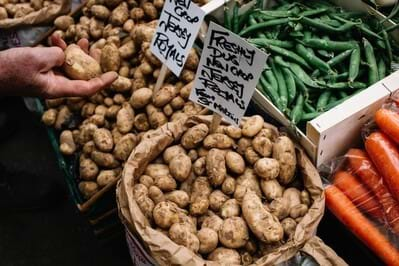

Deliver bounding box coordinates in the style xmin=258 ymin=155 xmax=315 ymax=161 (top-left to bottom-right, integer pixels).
xmin=0 ymin=97 xmax=383 ymax=266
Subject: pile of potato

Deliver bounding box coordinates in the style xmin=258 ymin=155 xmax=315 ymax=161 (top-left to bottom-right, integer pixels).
xmin=41 ymin=0 xmax=204 ymax=199
xmin=0 ymin=0 xmax=53 ymax=20
xmin=132 ymin=115 xmax=313 ymax=265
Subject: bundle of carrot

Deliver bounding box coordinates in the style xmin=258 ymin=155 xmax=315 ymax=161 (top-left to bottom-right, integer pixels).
xmin=326 ymin=102 xmax=399 ymax=265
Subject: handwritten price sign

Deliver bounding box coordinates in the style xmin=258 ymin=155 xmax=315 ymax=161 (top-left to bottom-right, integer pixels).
xmin=150 ymin=0 xmax=205 ymax=77
xmin=189 ymin=22 xmax=268 ymax=126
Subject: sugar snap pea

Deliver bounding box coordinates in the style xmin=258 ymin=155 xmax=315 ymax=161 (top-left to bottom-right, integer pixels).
xmin=316 ymin=91 xmax=331 ymax=111
xmin=300 ymin=17 xmax=360 ymax=33
xmin=249 ymin=38 xmax=294 ymax=49
xmin=293 ymin=74 xmax=310 ymax=99
xmin=349 ymin=45 xmax=360 ymax=83
xmin=239 ymin=18 xmax=290 ymax=36
xmin=300 ymin=38 xmax=356 ymax=51
xmin=304 ymin=101 xmax=316 ymax=113
xmin=290 ymin=94 xmax=304 ymax=124
xmin=273 ymin=64 xmax=288 ymax=110
xmin=259 ymin=75 xmax=283 ymax=110
xmin=326 ymin=81 xmax=367 ymax=90
xmin=286 ymin=62 xmax=325 ymax=88
xmin=378 ymin=58 xmax=386 ymax=79
xmin=382 ymin=30 xmax=393 ymax=68
xmin=224 ymin=6 xmax=231 ymax=31
xmin=263 ymin=44 xmax=311 ymax=69
xmin=264 ymin=68 xmax=278 ymax=92
xmin=232 ymin=1 xmax=239 ymax=34
xmin=282 ymin=67 xmax=297 ymax=105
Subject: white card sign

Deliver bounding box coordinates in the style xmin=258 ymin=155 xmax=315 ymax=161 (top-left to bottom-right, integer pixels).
xmin=189 ymin=22 xmax=269 ymax=126
xmin=150 ymin=0 xmax=205 ymax=77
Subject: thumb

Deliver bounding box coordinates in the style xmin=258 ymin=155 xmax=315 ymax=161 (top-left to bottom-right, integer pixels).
xmin=35 ymin=47 xmax=65 ymax=72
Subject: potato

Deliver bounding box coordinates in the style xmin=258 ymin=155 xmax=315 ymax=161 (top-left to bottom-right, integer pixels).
xmin=242 ymin=115 xmax=264 ymax=137
xmin=234 ymin=169 xmax=262 ymax=202
xmin=178 ymin=213 xmax=197 ymax=234
xmin=225 ymin=151 xmax=245 ymax=175
xmin=93 ymin=128 xmax=113 ymax=152
xmin=237 ymin=138 xmax=252 ymax=155
xmin=184 ymin=48 xmax=199 ymax=70
xmin=91 ymin=5 xmax=110 ymax=20
xmin=301 ymin=190 xmax=311 ymax=206
xmin=89 ymin=18 xmax=104 ymax=39
xmin=123 ymin=19 xmax=134 ymax=32
xmin=54 ymin=15 xmax=74 ymax=31
xmin=220 ymin=199 xmax=240 ymax=219
xmin=181 ymin=123 xmax=209 ymax=149
xmin=79 ymin=158 xmax=99 ymax=181
xmin=283 ymin=188 xmax=301 ymax=210
xmin=81 ymin=103 xmax=96 ymax=118
xmin=116 ymin=103 xmax=134 ymax=133
xmin=63 ymin=44 xmax=101 ymax=80
xmin=202 ymin=214 xmax=223 ymax=232
xmin=260 ymin=179 xmax=284 ymax=201
xmin=269 ymin=197 xmax=290 ymax=220
xmin=142 ymin=2 xmax=157 ymax=19
xmin=129 ymin=87 xmax=152 ymax=109
xmin=190 ymin=176 xmax=211 ymax=216
xmin=241 ymin=251 xmax=253 ymax=266
xmin=133 ymin=183 xmax=148 ymax=198
xmin=119 ymin=40 xmax=135 ymax=59
xmin=145 ymin=163 xmax=169 ymax=178
xmin=91 ymin=150 xmax=119 ymax=168
xmin=203 ymin=133 xmax=234 ymax=149
xmin=114 ymin=133 xmax=137 ymax=161
xmin=290 ymin=204 xmax=308 ymax=219
xmin=146 ymin=104 xmax=167 ymax=128
xmin=169 ymin=223 xmax=199 ymax=253
xmin=31 ymin=0 xmax=43 ymax=10
xmin=162 ymin=145 xmax=185 ymax=164
xmin=155 ymin=174 xmax=177 ymax=192
xmin=97 ymin=169 xmax=119 ymax=187
xmin=219 ymin=217 xmax=249 ymax=249
xmin=198 ymin=228 xmax=218 ymax=254
xmin=244 ymin=239 xmax=257 ymax=255
xmin=193 ymin=156 xmax=206 ymax=176
xmin=136 ymin=195 xmax=154 ymax=222
xmin=130 ymin=7 xmax=144 ymax=21
xmin=148 ymin=185 xmax=165 ymax=204
xmin=112 ymin=127 xmax=123 ymax=144
xmin=252 ymin=136 xmax=273 ymax=157
xmin=282 ymin=218 xmax=297 ymax=240
xmin=46 ymin=98 xmax=65 ymax=108
xmin=153 ymin=201 xmax=180 ymax=229
xmin=139 ymin=175 xmax=154 ymax=188
xmin=60 ymin=130 xmax=77 ymax=155
xmin=208 ymin=247 xmax=241 ymax=265
xmin=242 ymin=191 xmax=284 ymax=243
xmin=152 ymin=84 xmax=177 ymax=107
xmin=170 ymin=96 xmax=185 ymax=110
xmin=165 ymin=190 xmax=189 ymax=208
xmin=187 ymin=149 xmax=198 ymax=162
xmin=42 ymin=108 xmax=57 ymax=126
xmin=82 ymin=141 xmax=95 ymax=155
xmin=273 ymin=136 xmax=297 ymax=185
xmin=78 ymin=123 xmax=97 ymax=145
xmin=254 ymin=158 xmax=280 ymax=180
xmin=101 ymin=43 xmax=120 ymax=72
xmin=180 ymin=172 xmax=196 ymax=195
xmin=224 ymin=125 xmax=241 ymax=139
xmin=206 ymin=148 xmax=226 ymax=187
xmin=85 ymin=114 xmax=105 ymax=127
xmin=221 ymin=176 xmax=236 ymax=195
xmin=244 ymin=146 xmax=260 ymax=165
xmin=134 ymin=113 xmax=150 ymax=132
xmin=110 ymin=2 xmax=128 ymax=26
xmin=209 ymin=190 xmax=229 ymax=212
xmin=110 ymin=76 xmax=131 ymax=92
xmin=169 ymin=153 xmax=191 ymax=182
xmin=79 ymin=181 xmax=99 ymax=199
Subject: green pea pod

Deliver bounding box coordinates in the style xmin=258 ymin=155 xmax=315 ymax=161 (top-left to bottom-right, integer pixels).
xmin=300 ymin=112 xmax=322 ymax=122
xmin=301 ymin=38 xmax=356 ymax=51
xmin=349 ymin=45 xmax=360 ymax=83
xmin=332 ymin=14 xmax=383 ymax=40
xmin=316 ymin=91 xmax=331 ymax=111
xmin=381 ymin=0 xmax=399 ymax=23
xmin=224 ymin=6 xmax=231 ymax=30
xmin=327 ymin=49 xmax=353 ymax=66
xmin=264 ymin=68 xmax=278 ymax=91
xmin=328 ymin=95 xmax=338 ymax=105
xmin=274 ymin=55 xmax=290 ymax=68
xmin=378 ymin=58 xmax=387 ymax=79
xmin=363 ymin=38 xmax=379 ymax=86
xmin=382 ymin=30 xmax=393 ymax=69
xmin=248 ymin=15 xmax=266 ymax=38
xmin=282 ymin=67 xmax=297 ymax=106
xmin=259 ymin=75 xmax=283 ymax=111
xmin=298 ymin=8 xmax=329 ymax=17
xmin=290 ymin=94 xmax=304 ymax=125
xmin=273 ymin=64 xmax=288 ymax=110
xmin=326 ymin=81 xmax=367 ymax=90
xmin=232 ymin=1 xmax=239 ymax=34
xmin=249 ymin=38 xmax=294 ymax=49
xmin=324 ymin=72 xmax=349 ymax=83
xmin=304 ymin=101 xmax=316 ymax=113
xmin=264 ymin=44 xmax=311 ymax=69
xmin=300 ymin=17 xmax=359 ymax=33
xmin=287 ymin=62 xmax=325 ymax=88
xmin=239 ymin=18 xmax=290 ymax=36
xmin=338 ymin=91 xmax=348 ymax=98
xmin=238 ymin=7 xmax=253 ymax=29
xmin=296 ymin=43 xmax=332 ymax=74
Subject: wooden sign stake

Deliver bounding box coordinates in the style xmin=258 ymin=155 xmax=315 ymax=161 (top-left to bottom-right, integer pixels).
xmin=153 ymin=64 xmax=168 ymax=94
xmin=210 ymin=113 xmax=222 ymax=133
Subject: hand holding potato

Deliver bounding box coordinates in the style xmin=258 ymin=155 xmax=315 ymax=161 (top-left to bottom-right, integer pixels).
xmin=0 ymin=34 xmax=117 ymax=98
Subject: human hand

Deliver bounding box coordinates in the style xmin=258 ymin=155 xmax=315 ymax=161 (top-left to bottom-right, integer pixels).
xmin=0 ymin=35 xmax=117 ymax=98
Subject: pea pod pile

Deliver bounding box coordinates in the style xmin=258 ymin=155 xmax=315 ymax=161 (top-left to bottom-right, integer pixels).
xmin=225 ymin=0 xmax=399 ymax=126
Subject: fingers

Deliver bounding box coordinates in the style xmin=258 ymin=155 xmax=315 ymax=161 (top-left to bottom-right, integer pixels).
xmin=51 ymin=34 xmax=67 ymax=50
xmin=36 ymin=47 xmax=65 ymax=72
xmin=77 ymin=38 xmax=89 ymax=54
xmin=43 ymin=71 xmax=118 ymax=98
xmin=90 ymin=48 xmax=102 ymax=63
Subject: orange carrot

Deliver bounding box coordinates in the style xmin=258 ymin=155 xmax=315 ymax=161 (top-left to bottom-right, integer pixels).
xmin=375 ymin=108 xmax=399 ymax=144
xmin=365 ymin=131 xmax=399 ymax=202
xmin=332 ymin=171 xmax=383 ymax=221
xmin=326 ymin=185 xmax=399 ymax=266
xmin=347 ymin=148 xmax=399 ymax=234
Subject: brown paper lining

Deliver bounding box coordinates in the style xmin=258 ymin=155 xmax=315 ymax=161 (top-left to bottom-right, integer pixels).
xmin=0 ymin=0 xmax=71 ymax=29
xmin=117 ymin=115 xmax=326 ymax=266
xmin=301 ymin=236 xmax=348 ymax=266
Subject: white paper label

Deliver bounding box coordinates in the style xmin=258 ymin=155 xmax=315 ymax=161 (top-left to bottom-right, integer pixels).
xmin=150 ymin=0 xmax=205 ymax=77
xmin=189 ymin=22 xmax=268 ymax=126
